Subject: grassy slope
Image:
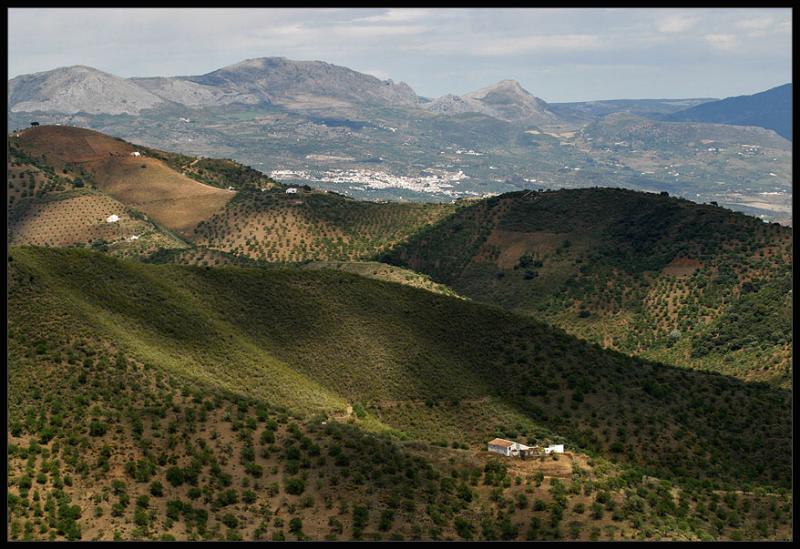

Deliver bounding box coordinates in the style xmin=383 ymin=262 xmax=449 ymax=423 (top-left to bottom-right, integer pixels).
xmin=9 ymin=247 xmax=791 ymax=494
xmin=383 ymin=188 xmax=792 ymax=385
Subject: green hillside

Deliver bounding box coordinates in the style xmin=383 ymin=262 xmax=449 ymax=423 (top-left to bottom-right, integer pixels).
xmin=7 ymin=247 xmax=792 ymax=541
xmin=192 ymin=188 xmax=455 ymax=262
xmin=7 ymin=126 xmax=792 ymax=387
xmin=9 ymin=247 xmax=791 ymax=486
xmin=383 ymin=188 xmax=792 ymax=385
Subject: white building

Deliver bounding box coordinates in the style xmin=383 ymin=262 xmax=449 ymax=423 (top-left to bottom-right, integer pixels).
xmin=544 ymin=444 xmax=565 ymax=455
xmin=130 ymin=151 xmax=142 ymax=157
xmin=285 ymin=187 xmax=298 ymax=194
xmin=106 ymin=214 xmax=120 ymax=223
xmin=487 ymin=438 xmax=531 ymax=457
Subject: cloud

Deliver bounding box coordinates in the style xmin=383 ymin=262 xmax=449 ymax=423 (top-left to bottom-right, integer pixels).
xmin=7 ymin=8 xmax=792 ymax=101
xmin=658 ymin=15 xmax=697 ymax=33
xmin=735 ymin=16 xmax=776 ymax=38
xmin=351 ymin=8 xmax=433 ymax=24
xmin=330 ymin=24 xmax=429 ymax=38
xmin=704 ymin=33 xmax=738 ymax=51
xmin=483 ymin=34 xmax=603 ymax=55
xmin=735 ymin=16 xmax=773 ymax=31
xmin=418 ymin=34 xmax=605 ymax=57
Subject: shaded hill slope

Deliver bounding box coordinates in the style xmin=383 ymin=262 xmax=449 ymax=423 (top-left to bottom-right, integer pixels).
xmin=9 ymin=267 xmax=791 ymax=541
xmin=8 ymin=247 xmax=791 ymax=492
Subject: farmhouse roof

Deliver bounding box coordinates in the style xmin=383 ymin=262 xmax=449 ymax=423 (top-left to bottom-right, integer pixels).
xmin=488 ymin=438 xmax=514 ymax=448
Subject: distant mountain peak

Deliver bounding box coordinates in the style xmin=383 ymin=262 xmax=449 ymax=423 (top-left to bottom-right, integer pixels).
xmin=467 ymin=79 xmax=531 ymax=98
xmin=456 ymin=79 xmax=556 ymax=124
xmin=8 ymin=65 xmax=163 ymax=115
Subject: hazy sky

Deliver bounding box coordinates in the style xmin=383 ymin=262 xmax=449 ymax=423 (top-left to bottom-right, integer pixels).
xmin=8 ymin=7 xmax=792 ymax=102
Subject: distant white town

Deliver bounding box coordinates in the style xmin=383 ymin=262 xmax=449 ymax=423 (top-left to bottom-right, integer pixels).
xmin=271 ymin=167 xmax=477 ymax=197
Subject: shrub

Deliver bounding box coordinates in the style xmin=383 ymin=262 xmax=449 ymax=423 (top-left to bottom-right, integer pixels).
xmin=285 ymin=478 xmax=305 ymax=495
xmin=221 ymin=513 xmax=238 ymax=529
xmin=289 ymin=517 xmax=303 ymax=534
xmin=149 ymin=481 xmax=164 ymax=497
xmin=88 ymin=421 xmax=107 ymax=437
xmin=165 ymin=466 xmax=184 ymax=487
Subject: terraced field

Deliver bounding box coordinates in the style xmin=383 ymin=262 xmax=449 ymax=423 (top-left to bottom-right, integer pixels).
xmin=11 ymin=126 xmax=235 ymax=238
xmin=9 ymin=190 xmax=158 ymax=247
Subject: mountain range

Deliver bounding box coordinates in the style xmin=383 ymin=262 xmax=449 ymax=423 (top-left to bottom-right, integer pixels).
xmin=7 ymin=58 xmax=792 ymax=224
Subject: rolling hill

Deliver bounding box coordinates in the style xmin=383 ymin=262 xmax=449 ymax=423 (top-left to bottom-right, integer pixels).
xmin=8 ymin=126 xmax=791 ymax=385
xmin=664 ymin=84 xmax=792 ymax=141
xmin=382 ymin=188 xmax=793 ymax=386
xmin=7 ymin=246 xmax=792 ymax=540
xmin=7 ymin=125 xmax=284 ymax=255
xmin=10 ymin=125 xmax=236 ymax=238
xmin=8 ymin=126 xmax=791 ymax=388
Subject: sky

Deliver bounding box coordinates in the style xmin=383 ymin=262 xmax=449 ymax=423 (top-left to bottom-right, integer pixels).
xmin=7 ymin=7 xmax=793 ymax=102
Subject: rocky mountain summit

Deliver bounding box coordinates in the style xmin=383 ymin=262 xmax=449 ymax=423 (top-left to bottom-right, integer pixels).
xmin=8 ymin=65 xmax=164 ymax=115
xmin=424 ymin=79 xmax=559 ymax=125
xmin=10 ymin=57 xmax=423 ymax=117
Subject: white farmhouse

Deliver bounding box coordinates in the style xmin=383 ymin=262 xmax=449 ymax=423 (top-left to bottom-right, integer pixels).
xmin=285 ymin=187 xmax=298 ymax=194
xmin=487 ymin=438 xmax=531 ymax=457
xmin=130 ymin=151 xmax=142 ymax=157
xmin=106 ymin=214 xmax=120 ymax=223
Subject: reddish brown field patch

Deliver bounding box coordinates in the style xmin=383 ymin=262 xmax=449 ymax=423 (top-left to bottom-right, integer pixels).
xmin=661 ymin=257 xmax=703 ymax=277
xmin=475 ymin=229 xmax=564 ymax=268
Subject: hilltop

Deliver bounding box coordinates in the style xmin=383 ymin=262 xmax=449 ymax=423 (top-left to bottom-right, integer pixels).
xmin=424 ymin=80 xmax=560 ymax=127
xmin=7 ymin=125 xmax=281 ymax=252
xmin=8 ymin=65 xmax=163 ymax=115
xmin=382 ymin=188 xmax=792 ymax=385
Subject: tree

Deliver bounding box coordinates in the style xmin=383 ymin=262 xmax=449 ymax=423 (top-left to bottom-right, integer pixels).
xmin=165 ymin=466 xmax=184 ymax=487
